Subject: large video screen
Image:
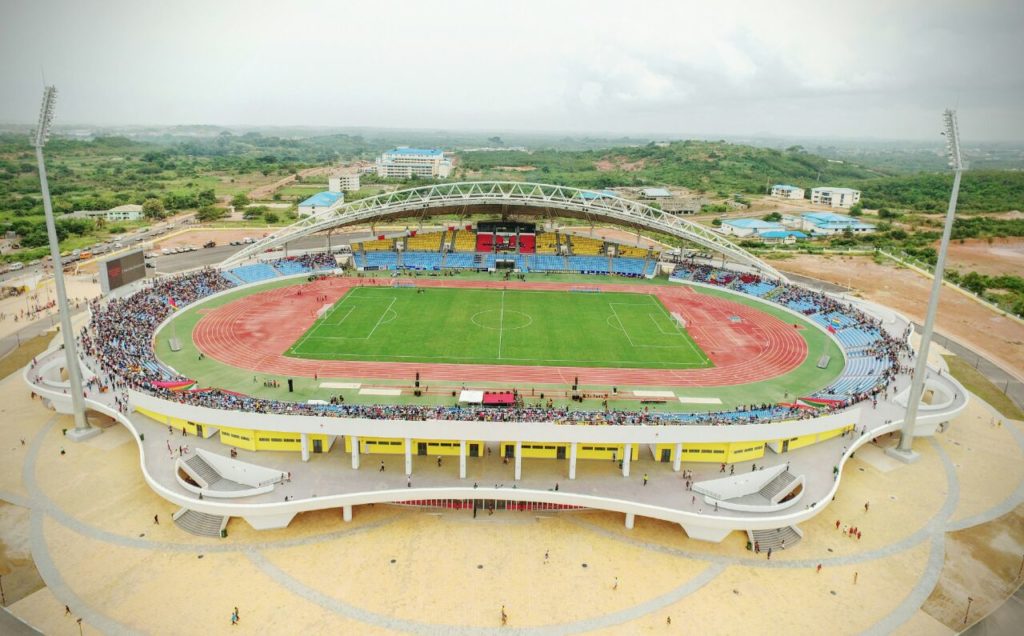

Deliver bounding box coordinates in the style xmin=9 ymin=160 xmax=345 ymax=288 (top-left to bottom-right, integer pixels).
xmin=100 ymin=249 xmax=146 ymax=294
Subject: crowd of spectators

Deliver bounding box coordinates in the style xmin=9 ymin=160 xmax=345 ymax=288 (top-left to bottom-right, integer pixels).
xmin=73 ymin=259 xmax=912 ymax=427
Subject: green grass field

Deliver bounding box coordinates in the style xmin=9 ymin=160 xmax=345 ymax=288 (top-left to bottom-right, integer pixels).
xmin=285 ymin=287 xmax=713 ymax=369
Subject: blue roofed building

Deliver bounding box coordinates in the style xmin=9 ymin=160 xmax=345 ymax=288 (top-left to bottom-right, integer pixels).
xmin=759 ymin=230 xmax=808 ymax=244
xmin=720 ymin=218 xmax=784 ymax=237
xmin=297 ymin=191 xmax=345 ymax=217
xmin=376 ymin=147 xmax=452 ymax=179
xmin=799 ymin=211 xmax=876 ymax=235
xmin=579 ymin=189 xmax=618 ymax=201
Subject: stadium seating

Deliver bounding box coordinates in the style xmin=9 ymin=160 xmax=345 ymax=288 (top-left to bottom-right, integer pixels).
xmin=739 ymin=281 xmax=777 ymax=297
xmin=535 ymin=232 xmax=560 ymax=254
xmin=452 ymin=230 xmax=476 ymax=252
xmin=615 ymin=245 xmax=650 ymax=259
xmin=364 ymin=252 xmax=398 ymax=270
xmin=229 ymin=264 xmax=279 ymax=284
xmin=568 ymin=255 xmax=609 ymax=274
xmin=406 ymin=232 xmax=444 ymax=251
xmin=611 ymin=257 xmax=646 ymax=277
xmin=401 ymin=251 xmax=443 ymax=271
xmin=532 ymin=254 xmax=566 ymax=271
xmin=568 ymin=235 xmax=604 ymax=255
xmin=362 ymin=239 xmax=394 ymax=252
xmin=274 ymin=260 xmax=312 ymax=276
xmin=443 ymin=252 xmax=477 ymax=268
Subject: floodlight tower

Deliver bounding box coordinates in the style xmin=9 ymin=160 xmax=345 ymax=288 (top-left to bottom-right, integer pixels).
xmin=888 ymin=109 xmax=963 ymax=462
xmin=32 ymin=86 xmax=97 ymax=440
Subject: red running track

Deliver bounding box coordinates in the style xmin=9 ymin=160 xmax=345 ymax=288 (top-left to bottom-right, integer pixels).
xmin=190 ymin=277 xmax=808 ymax=387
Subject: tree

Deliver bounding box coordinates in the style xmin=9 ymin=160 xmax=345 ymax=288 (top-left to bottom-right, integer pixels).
xmin=878 ymin=208 xmax=900 ymax=219
xmin=142 ymin=198 xmax=166 ymax=220
xmin=848 ymin=202 xmax=864 ymax=217
xmin=196 ymin=189 xmax=217 ymax=207
xmin=231 ymin=193 xmax=250 ymax=208
xmin=195 ymin=205 xmax=226 ymax=222
xmin=263 ymin=211 xmax=279 ymax=224
xmin=763 ymin=212 xmax=782 ymax=222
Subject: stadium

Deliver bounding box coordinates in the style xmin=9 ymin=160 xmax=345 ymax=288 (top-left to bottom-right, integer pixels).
xmin=25 ymin=181 xmax=967 ymax=547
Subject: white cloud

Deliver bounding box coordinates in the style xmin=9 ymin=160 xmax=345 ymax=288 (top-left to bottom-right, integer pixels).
xmin=0 ymin=0 xmax=1020 ymax=139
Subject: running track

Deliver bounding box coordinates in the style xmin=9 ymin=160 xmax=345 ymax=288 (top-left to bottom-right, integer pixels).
xmin=190 ymin=277 xmax=808 ymax=387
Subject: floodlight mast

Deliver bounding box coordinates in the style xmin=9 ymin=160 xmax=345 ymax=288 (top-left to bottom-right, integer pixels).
xmin=32 ymin=86 xmax=93 ymax=438
xmin=893 ymin=109 xmax=963 ymax=460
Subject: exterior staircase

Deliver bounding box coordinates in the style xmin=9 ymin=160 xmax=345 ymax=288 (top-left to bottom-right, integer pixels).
xmin=758 ymin=471 xmax=797 ymax=500
xmin=174 ymin=509 xmax=228 ymax=537
xmin=185 ymin=454 xmax=222 ymax=488
xmin=749 ymin=526 xmax=802 ymax=550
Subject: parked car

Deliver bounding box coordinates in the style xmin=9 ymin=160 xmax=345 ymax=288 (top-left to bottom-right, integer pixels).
xmin=203 ymin=241 xmax=217 ymax=248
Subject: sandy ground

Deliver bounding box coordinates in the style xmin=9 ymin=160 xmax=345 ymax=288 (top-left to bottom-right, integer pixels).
xmin=248 ymin=165 xmax=338 ymax=201
xmin=775 ymin=255 xmax=1024 ymax=380
xmin=944 ymin=237 xmax=1024 ymax=277
xmin=0 ymin=362 xmax=1022 ymax=633
xmin=0 ymin=275 xmax=99 ymax=340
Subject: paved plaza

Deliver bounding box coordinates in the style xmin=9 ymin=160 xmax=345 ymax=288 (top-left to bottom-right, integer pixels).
xmin=1 ymin=357 xmax=1023 ymax=634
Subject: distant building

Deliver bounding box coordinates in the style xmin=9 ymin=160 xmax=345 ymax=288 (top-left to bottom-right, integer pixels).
xmin=70 ymin=204 xmax=144 ymax=222
xmin=297 ymin=191 xmax=344 ymax=217
xmin=770 ymin=184 xmax=805 ymax=200
xmin=759 ymin=230 xmax=808 ymax=244
xmin=720 ymin=218 xmax=785 ymax=237
xmin=800 ymin=211 xmax=876 ymax=235
xmin=329 ymin=173 xmax=360 ymax=193
xmin=376 ymin=147 xmax=452 ymax=179
xmin=640 ymin=187 xmax=672 ymax=199
xmin=810 ymin=187 xmax=861 ymax=208
xmin=579 ymin=189 xmax=618 ymax=201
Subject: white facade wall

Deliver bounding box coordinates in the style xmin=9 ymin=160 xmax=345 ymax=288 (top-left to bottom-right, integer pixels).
xmin=810 ymin=187 xmax=861 ymax=208
xmin=376 ymin=151 xmax=452 ymax=179
xmin=770 ymin=186 xmax=805 ymax=199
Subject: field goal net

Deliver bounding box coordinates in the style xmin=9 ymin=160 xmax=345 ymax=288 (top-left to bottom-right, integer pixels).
xmin=316 ymin=304 xmax=333 ymax=319
xmin=670 ymin=312 xmax=687 ymax=329
xmin=569 ymin=286 xmax=601 ymax=293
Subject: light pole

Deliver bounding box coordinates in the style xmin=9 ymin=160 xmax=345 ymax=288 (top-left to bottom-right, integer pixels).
xmin=963 ymin=596 xmax=974 ymax=625
xmin=32 ymin=86 xmax=97 ymax=440
xmin=888 ymin=109 xmax=962 ymax=463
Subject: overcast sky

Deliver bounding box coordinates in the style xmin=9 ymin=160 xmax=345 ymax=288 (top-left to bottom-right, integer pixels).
xmin=1 ymin=0 xmax=1021 ymax=140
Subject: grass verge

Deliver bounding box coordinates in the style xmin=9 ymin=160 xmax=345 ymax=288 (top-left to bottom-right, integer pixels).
xmin=943 ymin=355 xmax=1024 ymax=420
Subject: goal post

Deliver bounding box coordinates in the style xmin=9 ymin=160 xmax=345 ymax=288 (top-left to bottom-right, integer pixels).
xmin=670 ymin=312 xmax=687 ymax=329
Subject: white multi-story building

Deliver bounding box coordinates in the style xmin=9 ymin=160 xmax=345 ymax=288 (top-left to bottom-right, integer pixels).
xmin=770 ymin=184 xmax=805 ymax=200
xmin=810 ymin=187 xmax=861 ymax=208
xmin=376 ymin=148 xmax=452 ymax=179
xmin=70 ymin=204 xmax=144 ymax=222
xmin=329 ymin=173 xmax=360 ymax=193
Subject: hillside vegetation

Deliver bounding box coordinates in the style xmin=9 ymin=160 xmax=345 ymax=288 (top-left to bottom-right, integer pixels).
xmin=458 ymin=141 xmax=882 ymax=193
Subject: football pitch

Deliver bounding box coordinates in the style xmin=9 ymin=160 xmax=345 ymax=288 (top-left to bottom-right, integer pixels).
xmin=285 ymin=286 xmax=713 ymax=369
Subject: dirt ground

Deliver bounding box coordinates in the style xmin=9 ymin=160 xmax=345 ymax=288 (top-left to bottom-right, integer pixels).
xmin=944 ymin=237 xmax=1024 ymax=277
xmin=153 ymin=229 xmax=275 ymax=250
xmin=248 ymin=165 xmax=340 ymax=201
xmin=594 ymin=158 xmax=646 ymax=172
xmin=775 ymin=255 xmax=1024 ymax=380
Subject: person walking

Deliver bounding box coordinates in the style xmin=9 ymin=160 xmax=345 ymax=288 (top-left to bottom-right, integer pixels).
xmin=65 ymin=605 xmax=71 ymax=616
xmin=613 ymin=577 xmax=619 ymax=590
xmin=544 ymin=550 xmax=549 ymax=564
xmin=501 ymin=605 xmax=508 ymax=626
xmin=767 ymin=547 xmax=772 ymax=561
xmin=864 ymin=501 xmax=870 ymax=513
xmin=816 ymin=564 xmax=822 ymax=573
xmin=153 ymin=514 xmax=159 ymax=525
xmin=379 ymin=461 xmax=385 ymax=472
xmin=643 ymin=474 xmax=648 ymax=486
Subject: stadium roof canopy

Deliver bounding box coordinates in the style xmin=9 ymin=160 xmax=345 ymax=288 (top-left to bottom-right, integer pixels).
xmin=299 ymin=192 xmax=345 ymax=208
xmin=221 ymin=181 xmax=787 ymax=280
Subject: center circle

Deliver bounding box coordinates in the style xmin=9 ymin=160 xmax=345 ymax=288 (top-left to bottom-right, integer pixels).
xmin=470 ymin=309 xmax=533 ymax=331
